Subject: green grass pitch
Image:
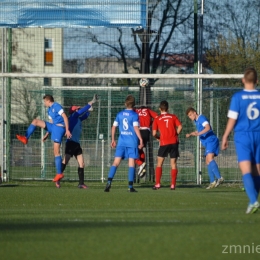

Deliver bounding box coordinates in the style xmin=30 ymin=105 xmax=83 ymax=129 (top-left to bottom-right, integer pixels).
xmin=0 ymin=181 xmax=260 ymax=260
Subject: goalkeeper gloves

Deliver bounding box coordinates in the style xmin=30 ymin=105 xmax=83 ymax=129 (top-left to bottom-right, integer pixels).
xmin=91 ymin=94 xmax=99 ymax=104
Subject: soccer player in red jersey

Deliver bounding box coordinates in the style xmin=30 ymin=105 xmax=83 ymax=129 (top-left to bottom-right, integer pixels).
xmin=152 ymin=100 xmax=182 ymax=190
xmin=134 ymin=106 xmax=158 ymax=177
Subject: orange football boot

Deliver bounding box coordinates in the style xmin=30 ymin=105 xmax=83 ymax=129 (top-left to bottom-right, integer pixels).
xmin=52 ymin=173 xmax=64 ymax=182
xmin=16 ymin=134 xmax=28 ymax=145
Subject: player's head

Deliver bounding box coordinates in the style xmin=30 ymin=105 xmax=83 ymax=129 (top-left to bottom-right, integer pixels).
xmin=43 ymin=94 xmax=54 ymax=107
xmin=243 ymin=67 xmax=258 ymax=86
xmin=125 ymin=95 xmax=135 ymax=108
xmin=69 ymin=105 xmax=81 ymax=114
xmin=159 ymin=100 xmax=168 ymax=112
xmin=186 ymin=107 xmax=197 ymax=121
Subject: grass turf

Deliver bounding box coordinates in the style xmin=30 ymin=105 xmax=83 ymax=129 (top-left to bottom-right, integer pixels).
xmin=0 ymin=181 xmax=259 ymax=260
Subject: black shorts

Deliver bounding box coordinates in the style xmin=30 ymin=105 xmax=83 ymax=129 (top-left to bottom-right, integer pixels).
xmin=140 ymin=129 xmax=151 ymax=147
xmin=65 ymin=140 xmax=83 ymax=158
xmin=158 ymin=144 xmax=179 ymax=158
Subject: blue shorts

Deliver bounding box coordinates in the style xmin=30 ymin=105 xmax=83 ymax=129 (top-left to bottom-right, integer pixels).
xmin=45 ymin=122 xmax=65 ymax=144
xmin=202 ymin=136 xmax=219 ymax=156
xmin=114 ymin=146 xmax=139 ymax=159
xmin=234 ymin=132 xmax=260 ymax=164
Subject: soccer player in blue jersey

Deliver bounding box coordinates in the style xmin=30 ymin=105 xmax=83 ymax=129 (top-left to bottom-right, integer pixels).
xmin=16 ymin=95 xmax=71 ymax=186
xmin=60 ymin=94 xmax=98 ymax=189
xmin=186 ymin=107 xmax=224 ymax=189
xmin=104 ymin=95 xmax=143 ymax=192
xmin=222 ymin=67 xmax=260 ymax=214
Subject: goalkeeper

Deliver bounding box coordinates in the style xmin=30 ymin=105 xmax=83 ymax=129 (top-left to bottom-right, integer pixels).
xmin=134 ymin=106 xmax=158 ymax=178
xmin=60 ymin=94 xmax=99 ymax=189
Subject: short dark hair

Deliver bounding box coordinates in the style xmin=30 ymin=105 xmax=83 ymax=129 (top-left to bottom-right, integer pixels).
xmin=185 ymin=107 xmax=197 ymax=115
xmin=159 ymin=100 xmax=168 ymax=111
xmin=244 ymin=67 xmax=258 ymax=84
xmin=43 ymin=94 xmax=54 ymax=102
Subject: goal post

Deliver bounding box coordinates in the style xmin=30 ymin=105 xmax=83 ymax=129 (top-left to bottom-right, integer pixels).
xmin=0 ymin=73 xmax=243 ymax=185
xmin=0 ymin=73 xmax=243 ymax=79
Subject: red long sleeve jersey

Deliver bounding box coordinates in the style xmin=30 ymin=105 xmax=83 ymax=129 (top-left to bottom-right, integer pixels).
xmin=135 ymin=108 xmax=158 ymax=128
xmin=152 ymin=112 xmax=181 ymax=145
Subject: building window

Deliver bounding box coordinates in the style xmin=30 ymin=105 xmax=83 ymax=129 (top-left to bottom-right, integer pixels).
xmin=44 ymin=78 xmax=52 ymax=86
xmin=44 ymin=38 xmax=53 ymax=65
xmin=45 ymin=38 xmax=52 ymax=49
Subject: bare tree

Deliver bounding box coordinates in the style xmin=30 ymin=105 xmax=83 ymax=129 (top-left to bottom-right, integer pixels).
xmin=65 ymin=0 xmax=194 ymax=80
xmin=205 ymin=0 xmax=260 ymax=74
xmin=8 ymin=29 xmax=43 ymax=124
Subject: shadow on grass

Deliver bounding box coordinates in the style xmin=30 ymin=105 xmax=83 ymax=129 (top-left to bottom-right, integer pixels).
xmin=137 ymin=184 xmax=203 ymax=189
xmin=0 ymin=217 xmax=245 ymax=232
xmin=176 ymin=185 xmax=203 ymax=189
xmin=0 ymin=221 xmax=167 ymax=231
xmin=0 ymin=184 xmax=18 ymax=188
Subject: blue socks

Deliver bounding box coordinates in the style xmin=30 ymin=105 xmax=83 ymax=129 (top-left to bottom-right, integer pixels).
xmin=243 ymin=173 xmax=258 ymax=204
xmin=128 ymin=167 xmax=135 ymax=188
xmin=55 ymin=156 xmax=62 ymax=174
xmin=207 ymin=164 xmax=215 ymax=183
xmin=25 ymin=124 xmax=36 ymax=139
xmin=108 ymin=166 xmax=117 ymax=180
xmin=209 ymin=160 xmax=221 ymax=179
xmin=107 ymin=166 xmax=135 ymax=188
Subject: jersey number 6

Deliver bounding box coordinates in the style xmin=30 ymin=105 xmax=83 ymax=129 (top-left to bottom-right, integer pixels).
xmin=247 ymin=102 xmax=260 ymax=120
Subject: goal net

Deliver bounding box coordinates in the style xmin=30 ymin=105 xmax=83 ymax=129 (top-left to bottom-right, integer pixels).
xmin=0 ymin=73 xmax=243 ymax=184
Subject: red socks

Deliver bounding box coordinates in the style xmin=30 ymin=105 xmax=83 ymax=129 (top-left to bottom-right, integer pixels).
xmin=155 ymin=167 xmax=162 ymax=185
xmin=171 ymin=169 xmax=178 ymax=186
